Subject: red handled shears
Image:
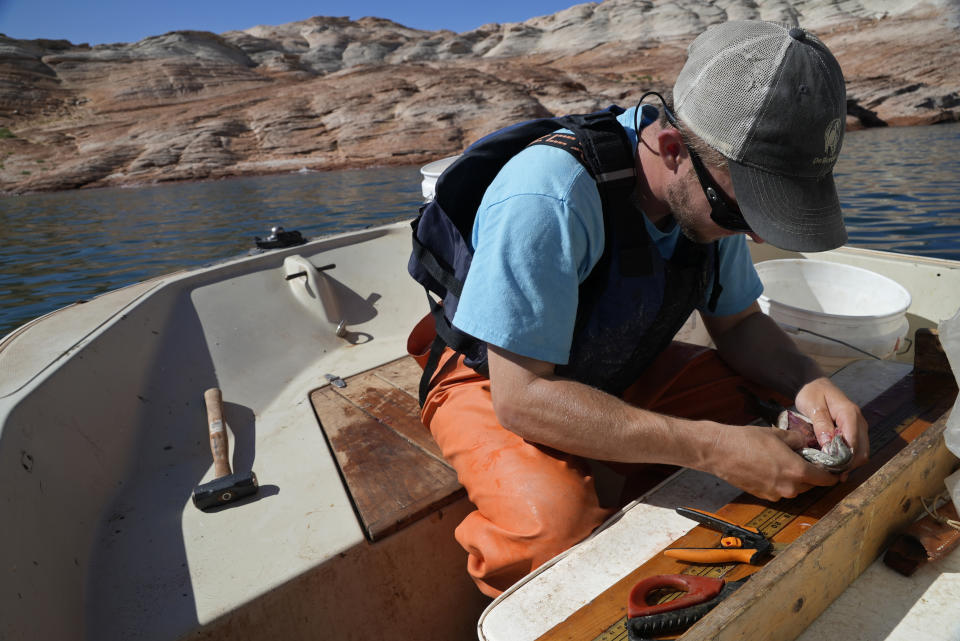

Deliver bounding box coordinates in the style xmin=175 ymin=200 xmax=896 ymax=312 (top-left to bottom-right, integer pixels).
xmin=625 ymin=574 xmax=745 ymax=641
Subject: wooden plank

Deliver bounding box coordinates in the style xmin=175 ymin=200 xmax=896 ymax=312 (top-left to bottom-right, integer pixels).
xmin=535 ymin=371 xmax=958 ymax=641
xmin=330 ymin=365 xmax=444 ymax=461
xmin=311 ymin=387 xmax=463 ymax=541
xmin=372 ymin=356 xmax=424 ymax=399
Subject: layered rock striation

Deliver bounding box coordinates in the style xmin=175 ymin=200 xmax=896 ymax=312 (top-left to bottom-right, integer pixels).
xmin=1 ymin=0 xmax=957 ymax=193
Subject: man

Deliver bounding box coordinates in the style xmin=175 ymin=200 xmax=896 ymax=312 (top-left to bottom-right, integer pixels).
xmin=407 ymin=20 xmax=868 ymax=597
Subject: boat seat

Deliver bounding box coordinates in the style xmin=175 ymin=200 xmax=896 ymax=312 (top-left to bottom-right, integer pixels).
xmin=310 ymin=356 xmax=465 ymax=541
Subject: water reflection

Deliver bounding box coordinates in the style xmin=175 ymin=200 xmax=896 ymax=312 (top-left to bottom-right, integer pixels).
xmin=1 ymin=120 xmax=958 ymax=335
xmin=0 ymin=167 xmax=423 ymax=335
xmin=836 ymin=120 xmax=960 ymax=259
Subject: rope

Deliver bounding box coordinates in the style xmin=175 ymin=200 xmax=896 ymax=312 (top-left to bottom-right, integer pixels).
xmin=919 ymin=491 xmax=960 ymax=531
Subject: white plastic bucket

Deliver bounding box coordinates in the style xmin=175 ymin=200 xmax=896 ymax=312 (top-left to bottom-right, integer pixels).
xmin=420 ymin=155 xmax=460 ymax=201
xmin=756 ymin=259 xmax=912 ymax=373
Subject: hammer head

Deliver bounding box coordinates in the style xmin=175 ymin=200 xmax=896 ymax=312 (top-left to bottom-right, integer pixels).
xmin=193 ymin=471 xmax=259 ymax=510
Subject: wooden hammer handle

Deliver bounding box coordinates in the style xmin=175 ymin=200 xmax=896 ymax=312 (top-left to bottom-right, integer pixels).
xmin=203 ymin=388 xmax=232 ymax=479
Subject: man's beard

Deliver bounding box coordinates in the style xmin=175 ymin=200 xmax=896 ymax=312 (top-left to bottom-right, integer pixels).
xmin=665 ymin=170 xmax=713 ymax=244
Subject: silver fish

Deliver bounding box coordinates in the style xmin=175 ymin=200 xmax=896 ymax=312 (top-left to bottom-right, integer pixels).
xmin=776 ymin=410 xmax=853 ymax=473
xmin=800 ymin=433 xmax=853 ymax=473
xmin=776 ymin=409 xmax=818 ymax=447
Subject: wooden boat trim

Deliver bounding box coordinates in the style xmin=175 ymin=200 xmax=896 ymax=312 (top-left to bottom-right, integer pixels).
xmin=683 ymin=403 xmax=958 ymax=640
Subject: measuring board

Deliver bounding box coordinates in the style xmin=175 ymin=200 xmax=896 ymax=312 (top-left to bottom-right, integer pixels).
xmin=536 ymin=368 xmax=957 ymax=641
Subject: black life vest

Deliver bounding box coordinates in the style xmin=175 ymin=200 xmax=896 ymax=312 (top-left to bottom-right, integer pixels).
xmin=408 ymin=107 xmax=718 ymax=405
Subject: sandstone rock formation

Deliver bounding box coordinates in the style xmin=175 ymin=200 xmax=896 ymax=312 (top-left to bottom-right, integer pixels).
xmin=0 ymin=0 xmax=957 ymax=193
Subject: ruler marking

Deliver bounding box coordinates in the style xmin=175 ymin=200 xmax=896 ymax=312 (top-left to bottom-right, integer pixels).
xmin=593 ymin=617 xmax=628 ymax=641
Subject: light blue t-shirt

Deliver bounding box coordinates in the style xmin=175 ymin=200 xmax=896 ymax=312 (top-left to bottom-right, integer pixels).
xmin=453 ymin=105 xmax=763 ymax=365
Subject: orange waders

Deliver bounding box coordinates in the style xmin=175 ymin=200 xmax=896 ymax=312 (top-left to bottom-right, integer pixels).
xmin=408 ymin=314 xmax=788 ymax=597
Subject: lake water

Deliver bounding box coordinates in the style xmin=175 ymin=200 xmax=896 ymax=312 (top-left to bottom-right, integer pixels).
xmin=1 ymin=121 xmax=959 ymax=337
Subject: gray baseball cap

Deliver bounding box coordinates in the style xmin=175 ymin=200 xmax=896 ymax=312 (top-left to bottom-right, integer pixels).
xmin=674 ymin=21 xmax=848 ymax=252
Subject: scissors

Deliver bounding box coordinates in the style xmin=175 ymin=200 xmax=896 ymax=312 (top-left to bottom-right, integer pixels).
xmin=663 ymin=507 xmax=784 ymax=565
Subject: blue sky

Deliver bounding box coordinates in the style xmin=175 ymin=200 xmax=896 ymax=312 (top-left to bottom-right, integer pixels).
xmin=0 ymin=0 xmax=587 ymax=45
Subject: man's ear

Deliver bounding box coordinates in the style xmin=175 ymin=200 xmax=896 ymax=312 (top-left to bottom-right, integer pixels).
xmin=656 ymin=128 xmax=686 ymax=172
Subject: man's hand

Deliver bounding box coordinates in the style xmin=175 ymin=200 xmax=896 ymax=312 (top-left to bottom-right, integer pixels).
xmin=705 ymin=423 xmax=841 ymax=501
xmin=795 ymin=377 xmax=869 ymax=475
xmin=707 ymin=305 xmax=870 ymax=480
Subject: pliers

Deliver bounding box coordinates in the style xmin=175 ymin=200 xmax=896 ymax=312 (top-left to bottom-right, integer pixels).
xmin=664 ymin=507 xmax=781 ymax=565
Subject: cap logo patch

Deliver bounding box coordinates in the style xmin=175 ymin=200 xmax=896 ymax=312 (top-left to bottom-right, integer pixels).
xmin=814 ymin=118 xmax=842 ymax=166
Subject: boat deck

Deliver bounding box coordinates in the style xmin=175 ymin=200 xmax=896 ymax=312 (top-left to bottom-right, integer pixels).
xmin=310 ymin=356 xmax=465 ymax=541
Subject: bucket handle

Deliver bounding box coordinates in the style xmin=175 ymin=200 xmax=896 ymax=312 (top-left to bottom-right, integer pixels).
xmin=896 ymin=336 xmax=913 ymax=356
xmin=781 ymin=325 xmax=882 ymax=361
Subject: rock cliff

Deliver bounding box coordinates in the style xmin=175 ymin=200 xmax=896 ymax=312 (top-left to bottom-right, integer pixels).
xmin=1 ymin=0 xmax=957 ymax=193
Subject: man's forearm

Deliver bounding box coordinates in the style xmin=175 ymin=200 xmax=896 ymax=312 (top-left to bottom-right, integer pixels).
xmin=485 ymin=344 xmax=840 ymax=500
xmin=711 ymin=311 xmax=824 ymax=399
xmin=496 ymin=375 xmax=716 ymax=465
xmin=487 ymin=346 xmax=718 ymax=466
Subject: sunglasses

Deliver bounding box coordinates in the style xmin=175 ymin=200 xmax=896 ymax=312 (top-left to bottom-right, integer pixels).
xmin=637 ymin=91 xmax=753 ymax=234
xmin=685 ymin=145 xmax=753 ymax=233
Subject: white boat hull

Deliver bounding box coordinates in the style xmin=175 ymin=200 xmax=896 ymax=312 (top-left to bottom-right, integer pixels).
xmin=2 ymin=219 xmax=958 ymax=640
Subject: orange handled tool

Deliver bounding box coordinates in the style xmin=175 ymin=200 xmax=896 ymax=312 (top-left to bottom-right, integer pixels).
xmin=664 ymin=547 xmax=760 ymax=564
xmin=664 ymin=507 xmax=777 ymax=565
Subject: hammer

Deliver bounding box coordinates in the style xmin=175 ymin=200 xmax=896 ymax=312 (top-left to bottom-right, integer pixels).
xmin=193 ymin=388 xmax=258 ymax=510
